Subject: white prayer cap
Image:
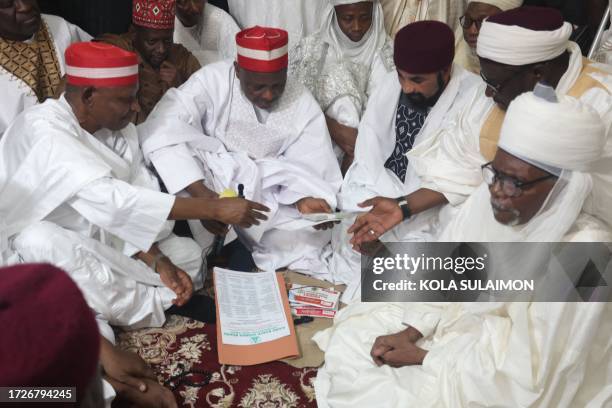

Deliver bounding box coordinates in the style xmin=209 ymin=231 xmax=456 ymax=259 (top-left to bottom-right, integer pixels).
xmin=499 ymin=83 xmax=606 ymax=174
xmin=477 ymin=6 xmax=572 ymax=66
xmin=330 ymin=0 xmax=374 ymax=6
xmin=468 ymin=0 xmax=523 ymax=11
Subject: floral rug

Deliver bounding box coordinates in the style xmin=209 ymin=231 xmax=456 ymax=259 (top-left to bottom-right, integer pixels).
xmin=116 ymin=315 xmax=318 ymax=407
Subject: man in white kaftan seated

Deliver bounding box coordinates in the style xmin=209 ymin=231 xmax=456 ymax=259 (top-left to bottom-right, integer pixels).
xmin=174 ymin=0 xmax=240 ymax=66
xmin=290 ymin=0 xmax=394 ymax=172
xmin=314 ymin=87 xmax=612 ymax=407
xmin=349 ymin=6 xmax=612 ymax=249
xmin=0 ymin=42 xmax=268 ymax=347
xmin=140 ymin=26 xmax=342 ymax=277
xmin=0 ymin=0 xmax=91 ymax=135
xmin=327 ymin=21 xmax=480 ymax=301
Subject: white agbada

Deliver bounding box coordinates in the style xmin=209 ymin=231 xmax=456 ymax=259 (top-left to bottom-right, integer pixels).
xmin=314 ymin=92 xmax=612 ymax=408
xmin=0 ymin=14 xmax=91 ymax=136
xmin=289 ymin=0 xmax=394 ymax=155
xmin=173 ymin=3 xmax=240 ymax=66
xmin=409 ymin=34 xmax=612 ymax=229
xmin=0 ymin=96 xmax=203 ymax=345
xmin=140 ymin=60 xmax=343 ymax=276
xmin=227 ymin=0 xmax=328 ymax=49
xmin=327 ymin=66 xmax=480 ymax=301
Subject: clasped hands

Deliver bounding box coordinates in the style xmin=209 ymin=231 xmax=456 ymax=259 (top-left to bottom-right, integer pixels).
xmin=370 ymin=326 xmax=428 ymax=368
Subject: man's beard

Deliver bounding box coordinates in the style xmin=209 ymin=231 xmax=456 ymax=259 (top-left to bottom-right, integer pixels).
xmin=404 ymin=72 xmax=447 ymax=110
xmin=491 ymin=200 xmax=521 ymax=226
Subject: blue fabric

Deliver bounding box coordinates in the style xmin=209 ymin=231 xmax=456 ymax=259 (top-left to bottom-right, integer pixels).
xmin=384 ymin=93 xmax=428 ymax=183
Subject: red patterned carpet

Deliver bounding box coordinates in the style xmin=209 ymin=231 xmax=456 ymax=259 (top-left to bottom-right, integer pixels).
xmin=116 ymin=315 xmax=318 ymax=408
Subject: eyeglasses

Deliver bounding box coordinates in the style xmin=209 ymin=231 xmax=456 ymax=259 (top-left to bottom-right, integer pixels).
xmin=481 ymin=162 xmax=557 ymax=197
xmin=479 ymin=67 xmax=530 ymax=95
xmin=459 ymin=15 xmax=485 ymax=30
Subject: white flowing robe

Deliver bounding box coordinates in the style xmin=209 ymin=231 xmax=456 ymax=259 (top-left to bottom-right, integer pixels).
xmin=173 ymin=4 xmax=240 ymax=66
xmin=289 ymin=1 xmax=394 ymax=161
xmin=409 ymin=43 xmax=612 ymax=224
xmin=0 ymin=96 xmax=203 ymax=344
xmin=327 ymin=67 xmax=480 ymax=301
xmin=314 ymin=219 xmax=612 ymax=407
xmin=140 ymin=60 xmax=342 ymax=276
xmin=0 ymin=14 xmax=91 ymax=136
xmin=227 ymin=0 xmax=328 ymax=49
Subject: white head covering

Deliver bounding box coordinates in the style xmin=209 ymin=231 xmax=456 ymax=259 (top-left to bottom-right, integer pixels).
xmin=467 ymin=0 xmax=523 ymax=12
xmin=499 ymin=85 xmax=606 ymax=173
xmin=477 ymin=15 xmax=572 ymax=66
xmin=321 ymin=0 xmax=387 ymax=68
xmin=439 ymin=86 xmax=610 ymax=242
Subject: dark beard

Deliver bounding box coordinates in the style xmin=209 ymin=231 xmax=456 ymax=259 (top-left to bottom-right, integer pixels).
xmin=402 ymin=72 xmax=447 ymax=111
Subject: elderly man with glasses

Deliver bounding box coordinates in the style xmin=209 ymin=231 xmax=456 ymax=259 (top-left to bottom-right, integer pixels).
xmin=346 ymin=6 xmax=612 ymax=249
xmin=314 ymin=85 xmax=612 ymax=408
xmin=454 ymin=0 xmax=523 ymax=74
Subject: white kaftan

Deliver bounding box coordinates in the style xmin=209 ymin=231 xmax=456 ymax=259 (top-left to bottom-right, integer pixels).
xmin=173 ymin=4 xmax=240 ymax=66
xmin=140 ymin=60 xmax=342 ymax=277
xmin=0 ymin=96 xmax=203 ymax=344
xmin=227 ymin=0 xmax=328 ymax=49
xmin=327 ymin=67 xmax=480 ymax=301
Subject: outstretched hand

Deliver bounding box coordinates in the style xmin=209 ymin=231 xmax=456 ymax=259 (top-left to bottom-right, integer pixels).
xmin=296 ymin=197 xmax=337 ymax=230
xmin=348 ymin=197 xmax=403 ymax=248
xmin=215 ymin=197 xmax=270 ymax=228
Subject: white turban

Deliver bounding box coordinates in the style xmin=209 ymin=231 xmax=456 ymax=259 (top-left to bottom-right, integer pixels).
xmin=477 ymin=19 xmax=572 ymax=65
xmin=499 ymin=86 xmax=606 ymax=173
xmin=468 ymin=0 xmax=523 ymax=12
xmin=440 ymin=87 xmax=610 ymax=242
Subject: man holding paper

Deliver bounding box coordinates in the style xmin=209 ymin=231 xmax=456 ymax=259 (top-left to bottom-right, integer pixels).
xmin=314 ymin=87 xmax=612 ymax=407
xmin=0 ymin=42 xmax=268 ymax=345
xmin=326 ymin=21 xmax=480 ymax=301
xmin=140 ymin=26 xmax=342 ymax=277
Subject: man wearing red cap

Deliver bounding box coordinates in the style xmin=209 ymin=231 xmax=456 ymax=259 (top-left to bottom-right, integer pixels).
xmin=141 ymin=26 xmax=343 ymax=277
xmin=0 ymin=263 xmax=179 ymax=407
xmin=0 ymin=42 xmax=268 ymax=354
xmin=0 ymin=0 xmax=91 ymax=136
xmin=227 ymin=0 xmax=327 ymax=50
xmin=97 ymin=0 xmax=201 ymax=124
xmin=349 ymin=6 xmax=612 ymax=248
xmin=324 ymin=21 xmax=480 ymax=301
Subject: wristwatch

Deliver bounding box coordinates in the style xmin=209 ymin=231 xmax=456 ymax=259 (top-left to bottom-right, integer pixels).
xmin=395 ymin=196 xmax=412 ymax=221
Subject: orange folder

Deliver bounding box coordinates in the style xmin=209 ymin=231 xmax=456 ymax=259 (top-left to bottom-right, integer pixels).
xmin=215 ymin=272 xmax=300 ymax=365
